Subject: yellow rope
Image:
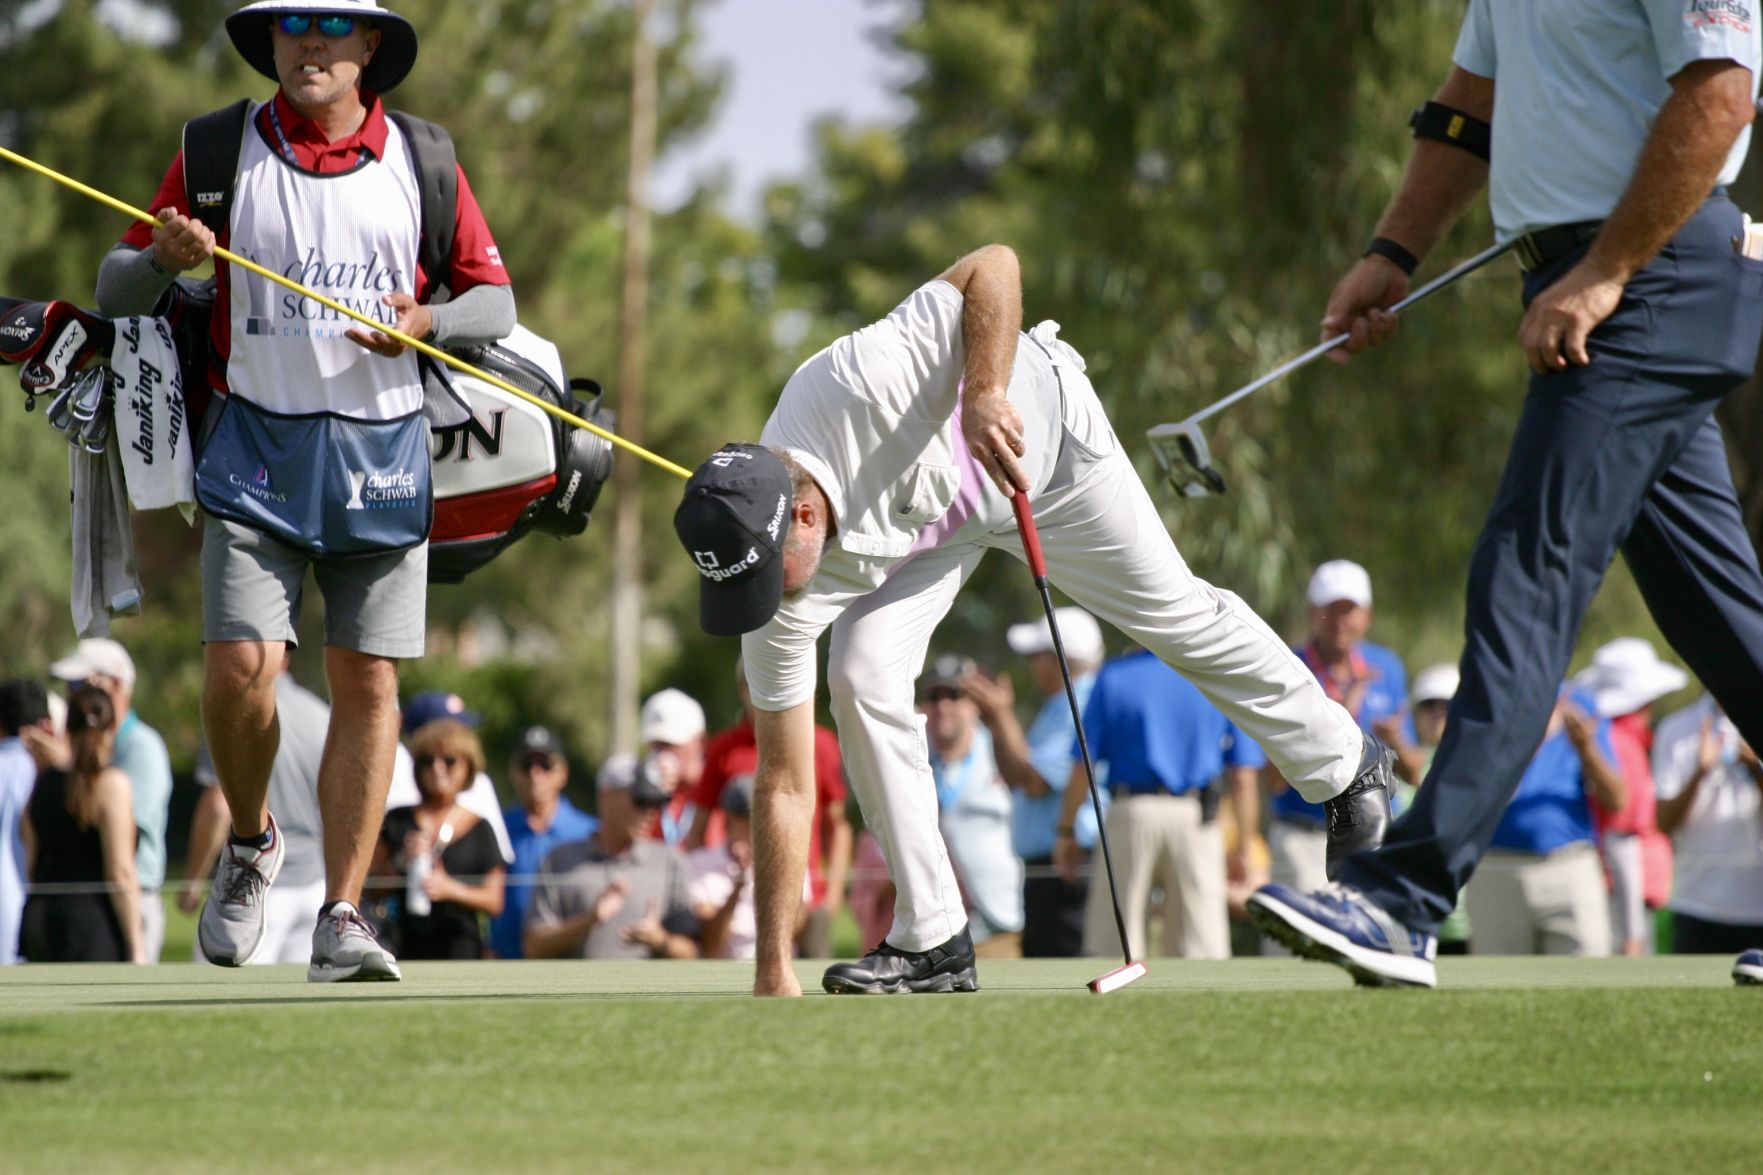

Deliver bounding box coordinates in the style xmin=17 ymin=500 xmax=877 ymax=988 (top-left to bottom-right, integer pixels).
xmin=0 ymin=143 xmax=691 ymax=480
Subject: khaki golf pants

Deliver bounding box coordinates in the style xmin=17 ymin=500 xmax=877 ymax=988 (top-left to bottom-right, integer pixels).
xmin=1082 ymin=793 xmax=1228 ymax=960
xmin=1464 ymin=841 xmax=1611 ymax=956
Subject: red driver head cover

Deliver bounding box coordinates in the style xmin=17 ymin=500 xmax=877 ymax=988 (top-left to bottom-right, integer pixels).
xmin=0 ymin=298 xmax=113 ymax=391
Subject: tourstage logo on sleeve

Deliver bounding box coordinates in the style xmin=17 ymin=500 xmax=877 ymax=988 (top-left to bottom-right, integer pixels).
xmin=242 ymin=247 xmax=411 ymax=339
xmin=1687 ymin=0 xmax=1752 ymax=31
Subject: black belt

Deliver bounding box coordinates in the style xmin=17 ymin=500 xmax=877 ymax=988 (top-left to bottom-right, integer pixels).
xmin=1513 ymin=221 xmax=1603 ymax=272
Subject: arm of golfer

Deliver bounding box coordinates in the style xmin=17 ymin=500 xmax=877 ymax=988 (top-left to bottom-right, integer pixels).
xmin=752 ymin=701 xmax=818 ymax=996
xmin=941 ymin=245 xmax=1031 ymax=496
xmin=1519 ymin=59 xmax=1755 ymax=373
xmin=1323 ymin=67 xmax=1493 ymax=361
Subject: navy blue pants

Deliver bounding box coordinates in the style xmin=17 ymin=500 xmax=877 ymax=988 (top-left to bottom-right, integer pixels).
xmin=1342 ymin=196 xmax=1763 ymax=934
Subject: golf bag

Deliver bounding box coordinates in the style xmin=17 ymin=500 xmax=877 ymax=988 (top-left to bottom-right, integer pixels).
xmin=421 ymin=327 xmax=615 ymax=582
xmin=3 ymin=285 xmax=614 ymax=582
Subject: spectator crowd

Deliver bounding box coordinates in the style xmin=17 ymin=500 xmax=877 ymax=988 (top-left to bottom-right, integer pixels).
xmin=4 ymin=558 xmax=1761 ymax=967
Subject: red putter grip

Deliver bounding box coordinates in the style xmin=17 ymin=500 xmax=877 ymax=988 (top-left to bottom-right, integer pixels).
xmin=1011 ymin=493 xmax=1047 ymax=578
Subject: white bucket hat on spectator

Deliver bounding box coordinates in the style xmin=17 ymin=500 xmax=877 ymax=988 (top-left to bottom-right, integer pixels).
xmin=1572 ymin=637 xmax=1689 ymax=717
xmin=639 ymin=688 xmax=706 ymax=746
xmin=1412 ymin=663 xmax=1460 ymax=705
xmin=49 ymin=638 xmax=137 ymax=690
xmin=226 ymin=1 xmax=419 ymax=94
xmin=1007 ymin=607 xmax=1105 ymax=665
xmin=1307 ymin=559 xmax=1373 ymax=608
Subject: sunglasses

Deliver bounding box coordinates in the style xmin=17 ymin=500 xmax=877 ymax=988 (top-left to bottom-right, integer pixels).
xmin=275 ymin=13 xmax=363 ymax=38
xmin=414 ymin=752 xmax=462 ymax=772
xmin=923 ymin=687 xmax=963 ymax=704
xmin=517 ymin=754 xmax=560 ymax=773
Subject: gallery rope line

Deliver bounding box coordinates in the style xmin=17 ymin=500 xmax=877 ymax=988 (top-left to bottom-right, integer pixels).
xmin=0 ymin=144 xmax=692 ymax=480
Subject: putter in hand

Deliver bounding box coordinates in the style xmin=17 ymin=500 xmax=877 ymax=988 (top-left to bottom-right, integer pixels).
xmin=1147 ymin=238 xmax=1516 ymax=497
xmin=1009 ymin=493 xmax=1147 ymax=995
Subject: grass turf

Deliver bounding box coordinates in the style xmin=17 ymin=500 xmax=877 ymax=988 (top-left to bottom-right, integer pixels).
xmin=0 ymin=957 xmax=1757 ymax=1174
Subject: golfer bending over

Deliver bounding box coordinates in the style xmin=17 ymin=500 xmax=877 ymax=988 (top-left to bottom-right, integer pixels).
xmin=674 ymin=246 xmax=1392 ymax=997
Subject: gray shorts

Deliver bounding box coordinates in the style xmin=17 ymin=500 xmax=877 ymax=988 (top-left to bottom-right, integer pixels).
xmin=200 ymin=514 xmax=427 ymax=658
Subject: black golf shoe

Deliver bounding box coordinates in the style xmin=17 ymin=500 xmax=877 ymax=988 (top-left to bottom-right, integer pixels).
xmin=1323 ymin=735 xmax=1394 ymax=880
xmin=821 ymin=926 xmax=980 ymax=994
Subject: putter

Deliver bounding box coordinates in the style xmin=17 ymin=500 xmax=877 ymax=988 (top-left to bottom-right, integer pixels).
xmin=1147 ymin=238 xmax=1517 ymax=497
xmin=1010 ymin=493 xmax=1147 ymax=995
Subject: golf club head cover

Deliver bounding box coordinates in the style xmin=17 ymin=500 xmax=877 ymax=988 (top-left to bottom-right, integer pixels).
xmin=0 ymin=297 xmax=115 ymax=408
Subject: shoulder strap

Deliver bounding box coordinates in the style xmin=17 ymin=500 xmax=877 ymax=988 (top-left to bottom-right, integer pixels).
xmin=386 ymin=111 xmax=459 ymax=303
xmin=181 ymin=99 xmax=253 ymax=236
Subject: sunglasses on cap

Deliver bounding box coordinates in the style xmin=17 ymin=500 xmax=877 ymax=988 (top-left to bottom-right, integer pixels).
xmin=414 ymin=752 xmax=462 ymax=772
xmin=275 ymin=13 xmax=363 ymax=38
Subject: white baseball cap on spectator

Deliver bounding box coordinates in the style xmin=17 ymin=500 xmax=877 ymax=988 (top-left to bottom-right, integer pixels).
xmin=1307 ymin=560 xmax=1373 ymax=609
xmin=639 ymin=688 xmax=706 ymax=746
xmin=49 ymin=638 xmax=137 ymax=690
xmin=1412 ymin=664 xmax=1461 ymax=706
xmin=1571 ymin=637 xmax=1689 ymax=718
xmin=1007 ymin=607 xmax=1105 ymax=665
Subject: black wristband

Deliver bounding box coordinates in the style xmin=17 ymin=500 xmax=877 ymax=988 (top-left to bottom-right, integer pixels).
xmin=146 ymin=248 xmax=173 ymax=277
xmin=1364 ymin=236 xmax=1419 ymax=277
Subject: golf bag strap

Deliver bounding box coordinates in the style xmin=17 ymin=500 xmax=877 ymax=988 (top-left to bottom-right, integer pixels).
xmin=387 ymin=112 xmax=459 ymax=303
xmin=182 ymin=100 xmax=253 ymax=236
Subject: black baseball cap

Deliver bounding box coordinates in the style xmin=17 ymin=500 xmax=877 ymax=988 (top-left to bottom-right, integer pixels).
xmin=517 ymin=724 xmax=564 ymax=760
xmin=674 ymin=443 xmax=793 ymax=637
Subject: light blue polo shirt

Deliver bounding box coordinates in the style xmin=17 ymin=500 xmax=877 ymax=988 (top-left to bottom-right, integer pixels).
xmin=1010 ymin=676 xmax=1104 ymax=861
xmin=1077 ymin=650 xmax=1265 ymax=798
xmin=1456 ymin=0 xmax=1761 ymax=238
xmin=113 ymin=712 xmax=172 ymax=892
xmin=490 ymin=796 xmax=599 ymax=959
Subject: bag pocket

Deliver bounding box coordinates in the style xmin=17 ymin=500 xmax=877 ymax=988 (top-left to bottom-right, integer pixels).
xmin=195 ymin=394 xmax=432 ymax=557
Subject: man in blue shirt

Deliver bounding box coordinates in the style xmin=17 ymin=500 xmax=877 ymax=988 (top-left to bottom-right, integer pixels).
xmin=0 ymin=680 xmax=50 ymax=966
xmin=1056 ymin=649 xmax=1265 ymax=959
xmin=965 ymin=607 xmax=1107 ymax=957
xmin=1268 ymin=562 xmax=1411 ymax=896
xmin=1253 ymin=1 xmax=1763 ymax=988
xmin=50 ymin=639 xmax=172 ymax=963
xmin=490 ymin=724 xmax=598 ymax=959
xmin=1466 ymin=689 xmax=1626 ymax=955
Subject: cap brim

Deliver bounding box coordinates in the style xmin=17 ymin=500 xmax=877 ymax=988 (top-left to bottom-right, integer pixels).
xmin=698 ymin=552 xmax=786 ymax=637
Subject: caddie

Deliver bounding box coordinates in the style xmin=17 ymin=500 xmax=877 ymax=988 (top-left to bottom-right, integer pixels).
xmin=674 ymin=244 xmax=1396 ymax=997
xmin=93 ymin=1 xmax=514 ymax=982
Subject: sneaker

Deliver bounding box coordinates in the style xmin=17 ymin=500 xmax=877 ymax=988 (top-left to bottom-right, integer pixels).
xmin=1735 ymin=949 xmax=1763 ymax=986
xmin=197 ymin=813 xmax=285 ymax=967
xmin=822 ymin=926 xmax=980 ymax=994
xmin=1248 ymin=882 xmax=1437 ymax=988
xmin=308 ymin=901 xmax=402 ymax=983
xmin=1323 ymin=735 xmax=1394 ymax=880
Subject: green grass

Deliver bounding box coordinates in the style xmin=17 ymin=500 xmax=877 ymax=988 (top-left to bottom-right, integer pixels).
xmin=1 ymin=958 xmax=1757 ymax=1174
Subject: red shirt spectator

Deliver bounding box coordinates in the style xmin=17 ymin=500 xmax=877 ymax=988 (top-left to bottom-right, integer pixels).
xmin=689 ymin=714 xmax=848 ymax=906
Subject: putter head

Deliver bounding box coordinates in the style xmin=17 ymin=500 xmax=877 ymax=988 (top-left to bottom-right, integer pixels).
xmin=1146 ymin=419 xmax=1228 ymax=498
xmin=1088 ymin=960 xmax=1149 ymax=995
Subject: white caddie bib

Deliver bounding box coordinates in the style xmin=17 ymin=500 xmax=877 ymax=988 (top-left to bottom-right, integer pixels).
xmin=226 ymin=104 xmax=424 ymax=420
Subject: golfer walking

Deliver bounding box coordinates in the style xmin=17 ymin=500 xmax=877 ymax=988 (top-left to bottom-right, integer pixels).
xmin=674 ymin=245 xmax=1394 ymax=997
xmin=95 ymin=0 xmax=514 ymax=980
xmin=1251 ymin=0 xmax=1763 ymax=988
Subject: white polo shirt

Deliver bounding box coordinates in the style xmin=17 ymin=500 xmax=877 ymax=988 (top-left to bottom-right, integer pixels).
xmin=743 ymin=280 xmax=1065 ymax=711
xmin=1455 ymin=0 xmax=1761 ymax=238
xmin=1653 ymin=696 xmax=1763 ymax=925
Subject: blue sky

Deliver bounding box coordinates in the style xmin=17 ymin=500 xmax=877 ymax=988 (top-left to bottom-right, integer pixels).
xmin=652 ymin=0 xmax=914 ymax=219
